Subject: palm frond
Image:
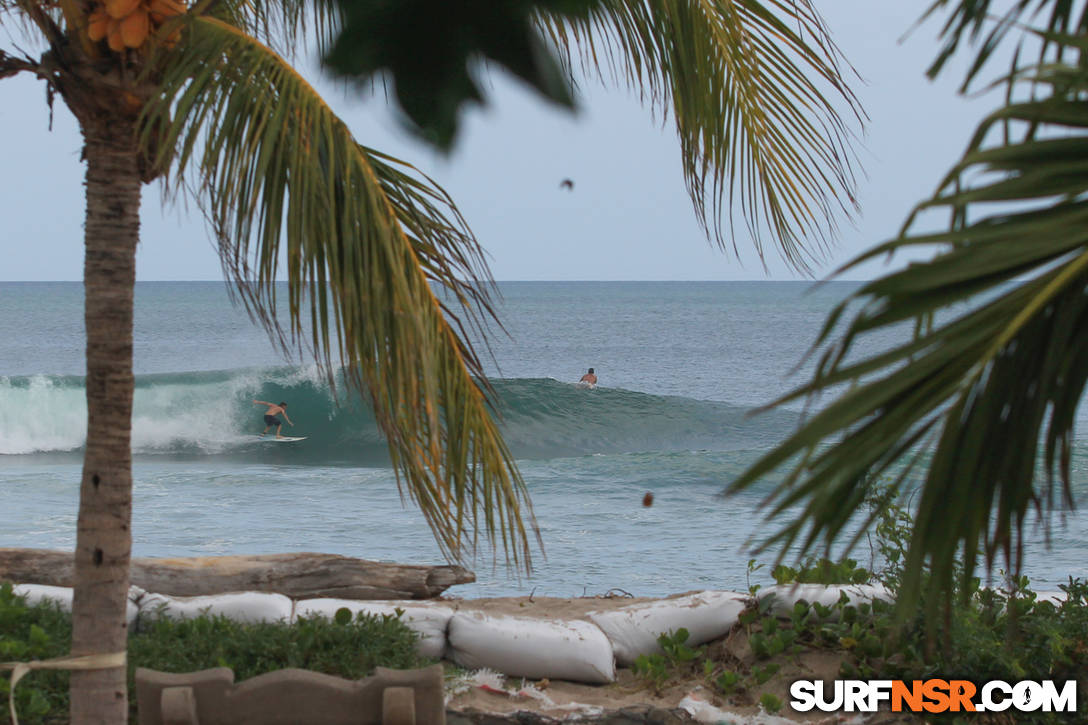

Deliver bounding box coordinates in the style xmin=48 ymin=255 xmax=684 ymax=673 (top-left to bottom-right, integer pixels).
xmin=729 ymin=52 xmax=1088 ymax=616
xmin=3 ymin=0 xmax=64 ymax=49
xmin=194 ymin=0 xmax=340 ymax=60
xmin=0 ymin=47 xmax=38 ymax=79
xmin=142 ymin=15 xmax=538 ymax=570
xmin=921 ymin=0 xmax=1088 ymax=90
xmin=542 ymin=0 xmax=863 ymax=273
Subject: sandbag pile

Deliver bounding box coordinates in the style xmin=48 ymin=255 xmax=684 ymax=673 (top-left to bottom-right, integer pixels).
xmin=14 ymin=582 xmax=143 ymax=629
xmin=448 ymin=611 xmax=616 ymax=683
xmin=296 ymin=598 xmax=454 ymax=659
xmin=10 ymin=583 xmax=896 ymax=684
xmin=588 ymin=590 xmax=748 ymax=667
xmin=757 ymin=583 xmax=893 ymax=618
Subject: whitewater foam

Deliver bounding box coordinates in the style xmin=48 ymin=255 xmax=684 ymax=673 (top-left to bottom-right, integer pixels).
xmin=0 ymin=375 xmax=86 ymax=454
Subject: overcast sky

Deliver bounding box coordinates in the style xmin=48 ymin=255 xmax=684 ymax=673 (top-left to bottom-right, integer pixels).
xmin=0 ymin=2 xmax=1003 ymax=282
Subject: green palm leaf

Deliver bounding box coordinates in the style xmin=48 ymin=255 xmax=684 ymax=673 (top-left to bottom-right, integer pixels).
xmin=730 ymin=52 xmax=1088 ymax=616
xmin=189 ymin=0 xmax=338 ymax=55
xmin=543 ymin=0 xmax=863 ymax=272
xmin=142 ymin=14 xmax=538 ymax=570
xmin=921 ymin=0 xmax=1088 ymax=90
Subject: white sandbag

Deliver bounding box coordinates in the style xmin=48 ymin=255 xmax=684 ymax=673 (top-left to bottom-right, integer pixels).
xmin=138 ymin=591 xmax=293 ymax=626
xmin=14 ymin=583 xmax=141 ymax=629
xmin=294 ymin=598 xmax=452 ymax=659
xmin=13 ymin=583 xmax=73 ymax=609
xmin=588 ymin=591 xmax=748 ymax=666
xmin=448 ymin=611 xmax=615 ymax=684
xmin=758 ymin=583 xmax=893 ymax=617
xmin=128 ymin=584 xmax=147 ymax=604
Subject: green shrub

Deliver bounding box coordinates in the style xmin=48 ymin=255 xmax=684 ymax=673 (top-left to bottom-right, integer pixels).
xmin=631 ymin=652 xmax=669 ymax=691
xmin=0 ymin=583 xmax=429 ymax=725
xmin=733 ymin=478 xmax=1088 ymax=722
xmin=128 ymin=608 xmax=425 ymax=682
xmin=771 ymin=557 xmax=869 ymax=586
xmin=759 ymin=692 xmax=782 ymax=714
xmin=632 ymin=628 xmax=706 ymax=691
xmin=0 ymin=582 xmax=72 ymax=724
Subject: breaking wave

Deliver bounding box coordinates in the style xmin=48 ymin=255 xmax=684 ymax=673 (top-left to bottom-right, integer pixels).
xmin=0 ymin=369 xmax=797 ymax=463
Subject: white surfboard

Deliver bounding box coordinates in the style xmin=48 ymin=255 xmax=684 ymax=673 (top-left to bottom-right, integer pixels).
xmin=257 ymin=435 xmax=307 ymax=442
xmin=576 ymin=381 xmax=597 ymax=390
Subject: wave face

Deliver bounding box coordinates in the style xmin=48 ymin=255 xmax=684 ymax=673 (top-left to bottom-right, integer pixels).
xmin=0 ymin=369 xmax=796 ymax=463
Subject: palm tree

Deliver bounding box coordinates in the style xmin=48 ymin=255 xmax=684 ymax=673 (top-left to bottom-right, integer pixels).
xmin=0 ymin=0 xmax=860 ymax=720
xmin=730 ymin=0 xmax=1088 ymax=624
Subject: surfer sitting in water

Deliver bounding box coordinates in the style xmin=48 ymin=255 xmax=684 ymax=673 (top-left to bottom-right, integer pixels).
xmin=580 ymin=368 xmax=598 ymax=386
xmin=254 ymin=399 xmax=293 ymax=438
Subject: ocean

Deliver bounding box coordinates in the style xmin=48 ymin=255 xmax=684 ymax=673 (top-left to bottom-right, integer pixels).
xmin=1 ymin=281 xmax=1085 ymax=598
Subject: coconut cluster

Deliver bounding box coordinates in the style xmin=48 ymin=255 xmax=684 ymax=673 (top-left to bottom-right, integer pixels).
xmin=87 ymin=0 xmax=185 ymax=51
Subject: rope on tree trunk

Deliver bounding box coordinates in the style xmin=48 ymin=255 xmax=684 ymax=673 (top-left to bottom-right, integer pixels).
xmin=2 ymin=651 xmax=127 ymax=725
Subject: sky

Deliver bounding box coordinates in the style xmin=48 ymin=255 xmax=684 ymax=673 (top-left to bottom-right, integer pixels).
xmin=0 ymin=2 xmax=1006 ymax=282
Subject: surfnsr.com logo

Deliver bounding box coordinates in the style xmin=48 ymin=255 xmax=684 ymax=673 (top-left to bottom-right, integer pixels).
xmin=790 ymin=679 xmax=1078 ymax=714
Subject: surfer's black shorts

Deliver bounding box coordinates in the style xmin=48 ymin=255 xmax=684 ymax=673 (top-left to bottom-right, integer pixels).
xmin=264 ymin=414 xmax=279 ymax=426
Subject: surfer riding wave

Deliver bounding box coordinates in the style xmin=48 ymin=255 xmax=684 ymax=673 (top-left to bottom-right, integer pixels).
xmin=254 ymin=399 xmax=293 ymax=439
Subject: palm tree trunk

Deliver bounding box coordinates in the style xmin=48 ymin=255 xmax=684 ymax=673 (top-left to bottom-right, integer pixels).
xmin=70 ymin=116 xmax=141 ymax=725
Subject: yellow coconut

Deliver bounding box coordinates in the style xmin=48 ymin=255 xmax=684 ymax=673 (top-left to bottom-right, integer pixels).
xmin=120 ymin=7 xmax=150 ymax=48
xmin=87 ymin=8 xmax=110 ymax=42
xmin=106 ymin=17 xmax=126 ymax=51
xmin=104 ymin=0 xmax=141 ymax=20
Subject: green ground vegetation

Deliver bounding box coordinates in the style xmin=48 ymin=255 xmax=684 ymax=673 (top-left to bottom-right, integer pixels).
xmin=0 ymin=585 xmax=430 ymax=725
xmin=633 ymin=485 xmax=1088 ymax=723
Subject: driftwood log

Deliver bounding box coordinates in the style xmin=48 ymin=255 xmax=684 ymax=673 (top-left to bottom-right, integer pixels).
xmin=0 ymin=549 xmax=473 ymax=600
